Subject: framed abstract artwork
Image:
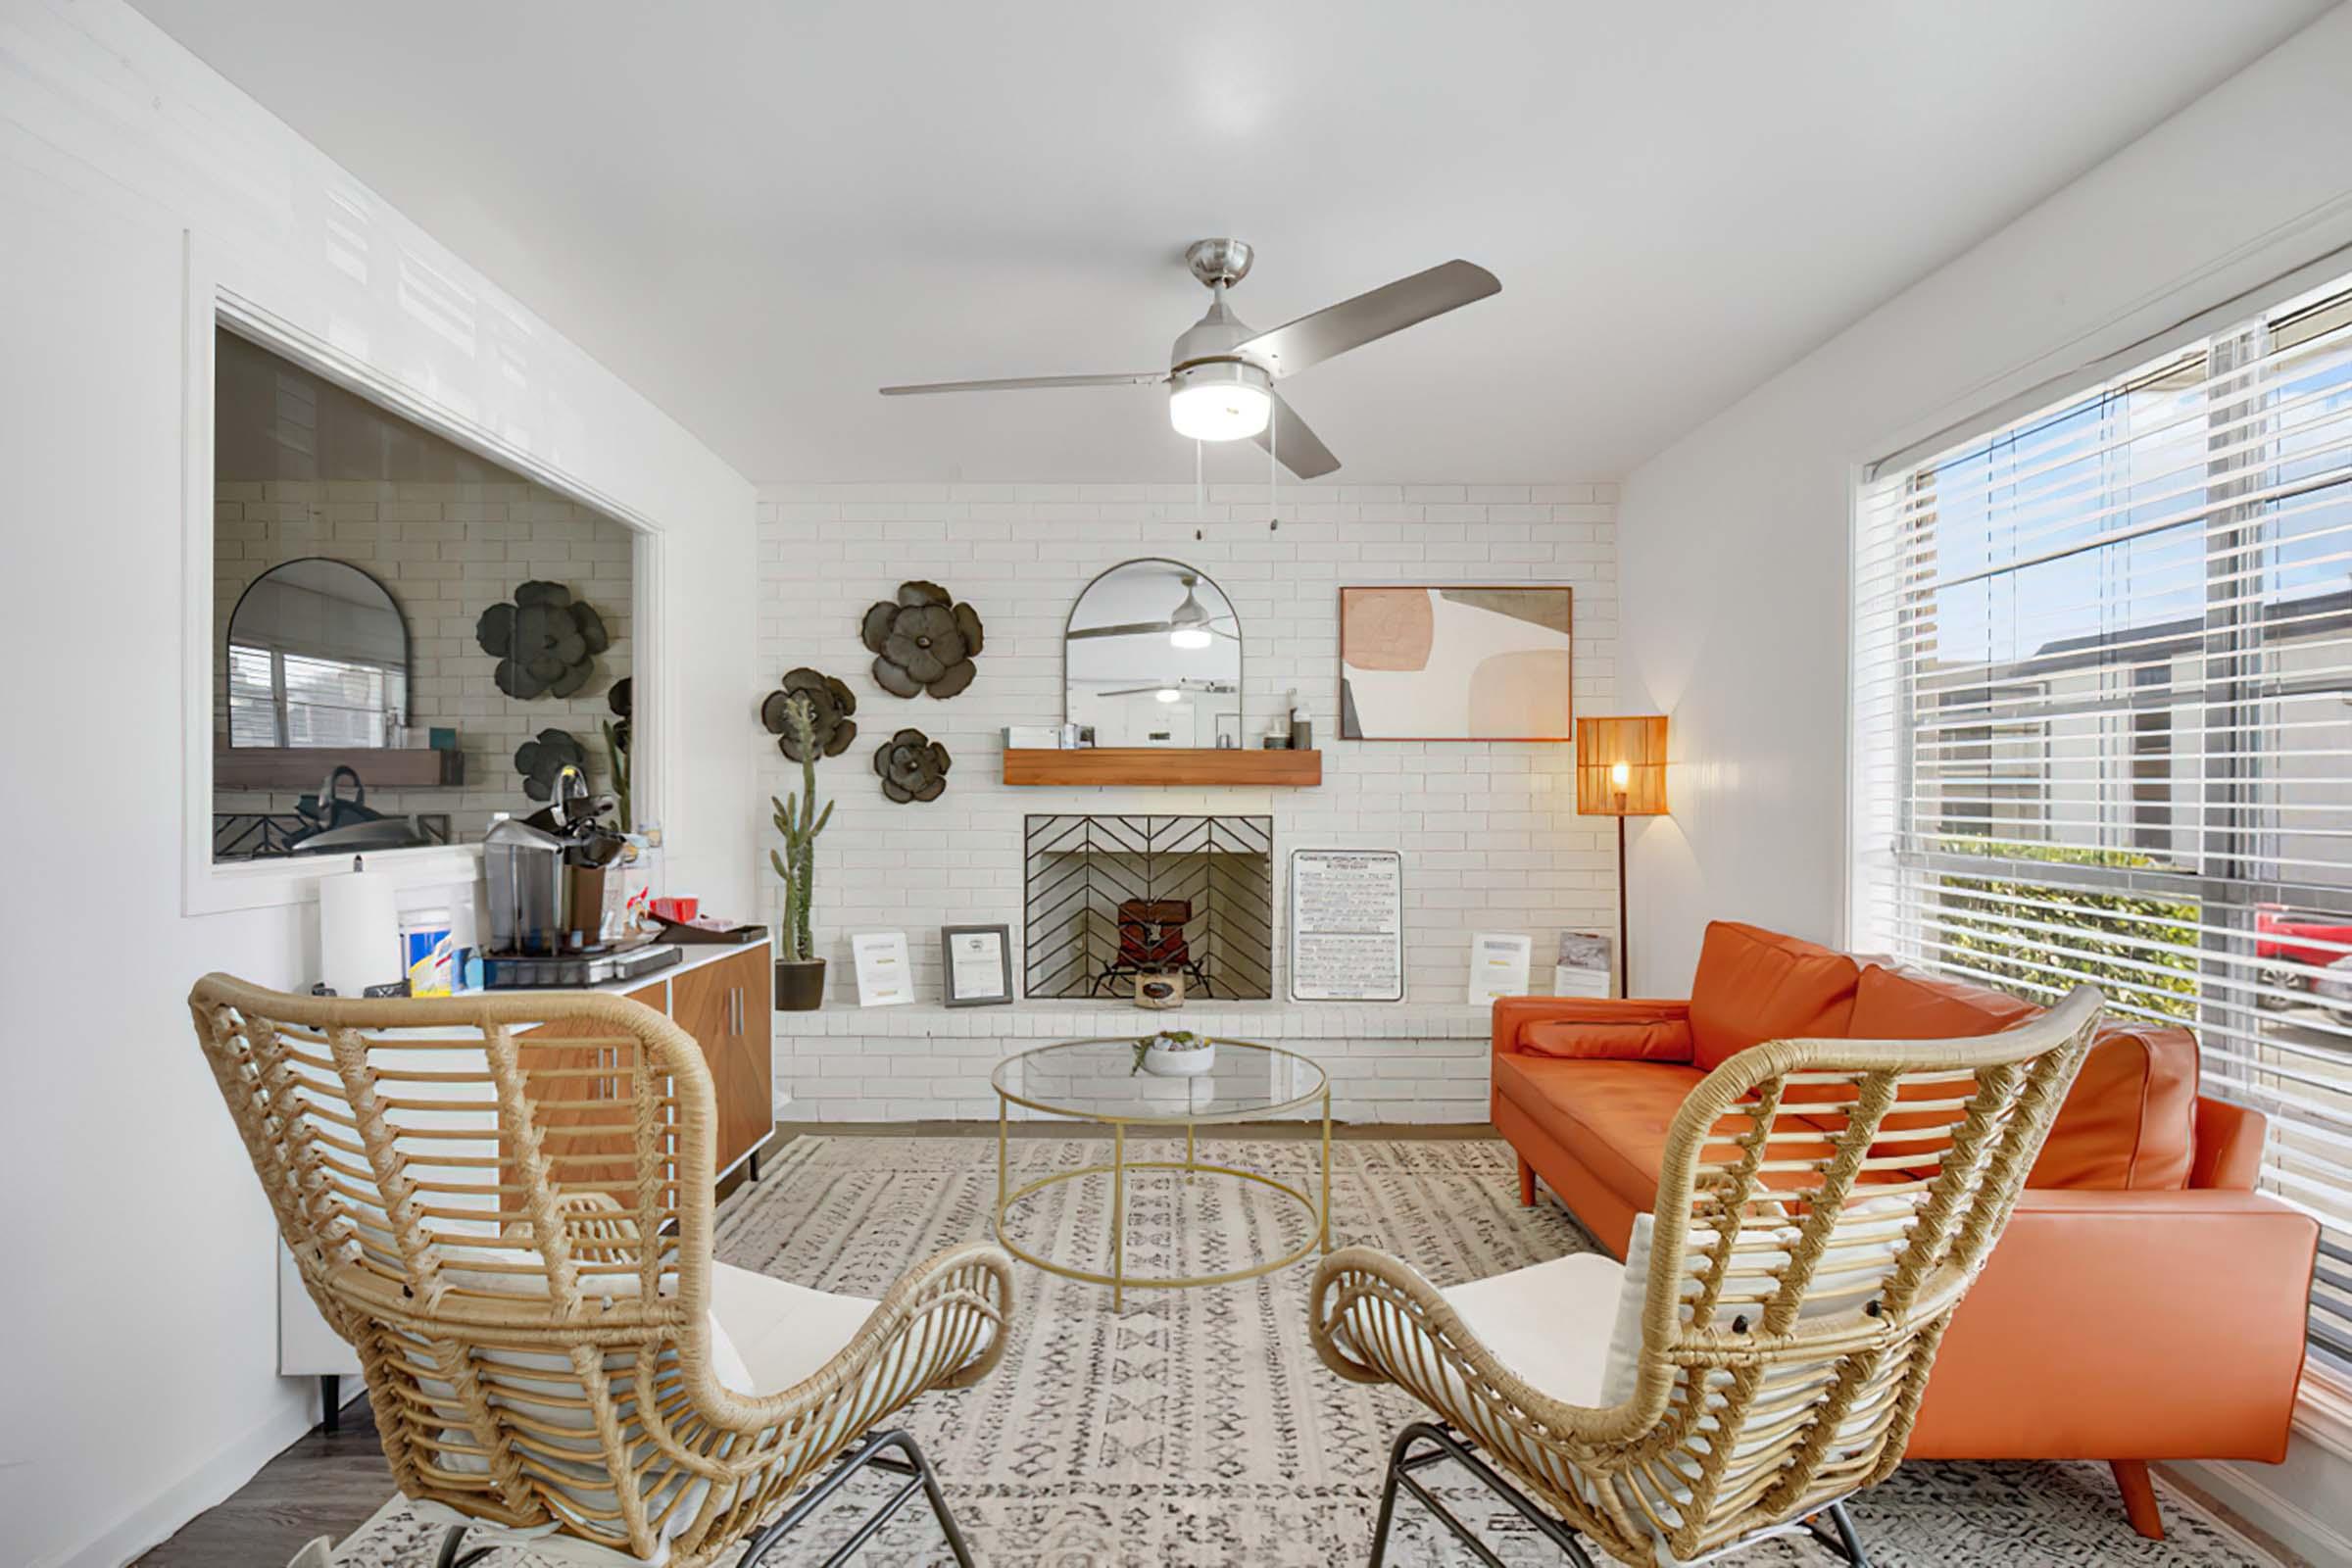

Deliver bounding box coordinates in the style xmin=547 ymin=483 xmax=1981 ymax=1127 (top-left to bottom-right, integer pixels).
xmin=1338 ymin=585 xmax=1573 ymax=741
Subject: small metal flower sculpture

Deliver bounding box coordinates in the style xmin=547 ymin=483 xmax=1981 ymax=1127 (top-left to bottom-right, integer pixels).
xmin=874 ymin=727 xmax=953 ymax=803
xmin=860 ymin=580 xmax=983 ymax=699
xmin=475 ymin=580 xmax=610 ymax=700
xmin=514 ymin=727 xmax=588 ymax=802
xmin=760 ymin=667 xmax=858 ymax=760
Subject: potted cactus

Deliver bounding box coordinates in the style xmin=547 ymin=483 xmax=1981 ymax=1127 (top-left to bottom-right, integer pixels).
xmin=768 ymin=694 xmax=835 ymax=1010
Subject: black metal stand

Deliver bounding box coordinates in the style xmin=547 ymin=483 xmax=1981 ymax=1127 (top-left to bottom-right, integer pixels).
xmin=318 ymin=1374 xmax=342 ymax=1436
xmin=424 ymin=1431 xmax=971 ymax=1567
xmin=1367 ymin=1421 xmax=1874 ymax=1568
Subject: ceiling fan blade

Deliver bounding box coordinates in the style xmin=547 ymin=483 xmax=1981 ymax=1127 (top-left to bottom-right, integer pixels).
xmin=1068 ymin=620 xmax=1179 ymax=640
xmin=878 ymin=371 xmax=1164 ymax=396
xmin=1235 ymin=260 xmax=1499 ymax=380
xmin=1253 ymin=392 xmax=1341 ymax=479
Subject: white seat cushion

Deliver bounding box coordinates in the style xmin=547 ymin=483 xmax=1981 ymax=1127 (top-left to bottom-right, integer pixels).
xmin=1438 ymin=1251 xmax=1623 ymax=1406
xmin=708 ymin=1261 xmax=878 ymax=1396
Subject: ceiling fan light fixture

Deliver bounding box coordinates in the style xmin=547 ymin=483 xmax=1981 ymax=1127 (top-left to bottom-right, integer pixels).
xmin=1154 ymin=686 xmax=1184 ymax=704
xmin=1169 ymin=626 xmax=1214 ymax=650
xmin=1168 ymin=362 xmax=1272 ymax=442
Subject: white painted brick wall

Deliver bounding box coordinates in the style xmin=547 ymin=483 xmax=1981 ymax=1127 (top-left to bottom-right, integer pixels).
xmin=756 ymin=480 xmax=1619 ymax=1122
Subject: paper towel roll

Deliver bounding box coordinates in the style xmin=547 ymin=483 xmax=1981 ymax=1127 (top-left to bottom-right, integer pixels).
xmin=319 ymin=857 xmax=402 ymax=998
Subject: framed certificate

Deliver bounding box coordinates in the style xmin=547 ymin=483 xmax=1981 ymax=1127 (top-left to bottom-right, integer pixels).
xmin=941 ymin=924 xmax=1014 ymax=1006
xmin=852 ymin=931 xmax=914 ymax=1007
xmin=1288 ymin=848 xmax=1405 ymax=1003
xmin=1468 ymin=931 xmax=1534 ymax=1005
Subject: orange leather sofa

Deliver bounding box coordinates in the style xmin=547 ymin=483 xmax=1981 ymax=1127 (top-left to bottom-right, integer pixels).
xmin=1493 ymin=920 xmax=2320 ymax=1540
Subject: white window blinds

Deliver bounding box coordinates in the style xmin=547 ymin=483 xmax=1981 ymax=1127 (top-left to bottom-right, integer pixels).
xmin=1852 ymin=266 xmax=2352 ymax=1371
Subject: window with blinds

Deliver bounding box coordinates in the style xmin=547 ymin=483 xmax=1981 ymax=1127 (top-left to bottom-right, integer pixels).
xmin=1853 ymin=265 xmax=2352 ymax=1373
xmin=226 ymin=641 xmax=407 ymax=752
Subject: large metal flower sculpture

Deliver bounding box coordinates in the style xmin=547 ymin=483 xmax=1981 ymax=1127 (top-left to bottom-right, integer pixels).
xmin=860 ymin=580 xmax=983 ymax=699
xmin=514 ymin=728 xmax=588 ymax=802
xmin=760 ymin=666 xmax=858 ymax=760
xmin=874 ymin=727 xmax=952 ymax=804
xmin=607 ymin=676 xmax=633 ymax=754
xmin=475 ymin=580 xmax=610 ymax=700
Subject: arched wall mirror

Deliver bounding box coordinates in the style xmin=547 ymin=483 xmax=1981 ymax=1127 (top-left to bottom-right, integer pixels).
xmin=1064 ymin=559 xmax=1243 ymax=747
xmin=225 ymin=558 xmax=410 ymax=748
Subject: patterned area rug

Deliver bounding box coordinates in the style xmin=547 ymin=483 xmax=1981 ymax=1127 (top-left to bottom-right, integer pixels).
xmin=335 ymin=1135 xmax=2268 ymax=1566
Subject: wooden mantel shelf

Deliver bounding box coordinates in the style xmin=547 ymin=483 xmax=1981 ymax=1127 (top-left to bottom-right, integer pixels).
xmin=1003 ymin=747 xmax=1322 ymax=788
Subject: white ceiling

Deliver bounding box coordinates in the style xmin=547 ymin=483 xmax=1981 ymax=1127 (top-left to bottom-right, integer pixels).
xmin=135 ymin=0 xmax=2330 ymax=484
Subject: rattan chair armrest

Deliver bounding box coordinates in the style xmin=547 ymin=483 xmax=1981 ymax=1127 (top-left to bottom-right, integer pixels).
xmin=692 ymin=1240 xmax=1015 ymax=1439
xmin=1309 ymin=1245 xmax=1636 ymax=1449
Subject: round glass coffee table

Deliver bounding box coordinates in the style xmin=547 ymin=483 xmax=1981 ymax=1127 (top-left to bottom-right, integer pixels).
xmin=991 ymin=1038 xmax=1331 ymax=1307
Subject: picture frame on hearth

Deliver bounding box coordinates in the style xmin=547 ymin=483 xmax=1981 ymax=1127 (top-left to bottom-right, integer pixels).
xmin=852 ymin=931 xmax=914 ymax=1007
xmin=941 ymin=924 xmax=1015 ymax=1007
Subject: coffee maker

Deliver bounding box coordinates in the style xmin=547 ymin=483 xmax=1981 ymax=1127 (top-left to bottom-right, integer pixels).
xmin=480 ymin=774 xmax=677 ymax=989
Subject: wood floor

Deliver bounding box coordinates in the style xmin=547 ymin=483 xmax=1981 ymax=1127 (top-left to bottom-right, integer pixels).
xmin=136 ymin=1391 xmax=392 ymax=1566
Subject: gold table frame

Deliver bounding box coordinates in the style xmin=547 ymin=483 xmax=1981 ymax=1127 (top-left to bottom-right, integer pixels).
xmin=991 ymin=1038 xmax=1332 ymax=1308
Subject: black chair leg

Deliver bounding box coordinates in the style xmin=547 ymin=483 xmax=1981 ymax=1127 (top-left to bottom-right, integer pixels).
xmin=740 ymin=1428 xmax=974 ymax=1568
xmin=1367 ymin=1422 xmax=1596 ymax=1568
xmin=432 ymin=1527 xmax=496 ymax=1568
xmin=1824 ymin=1500 xmax=1873 ymax=1567
xmin=1366 ymin=1426 xmax=1411 ymax=1568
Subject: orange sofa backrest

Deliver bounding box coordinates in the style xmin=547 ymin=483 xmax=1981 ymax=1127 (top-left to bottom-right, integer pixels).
xmin=1848 ymin=964 xmax=2199 ymax=1190
xmin=1688 ymin=921 xmax=1862 ymax=1070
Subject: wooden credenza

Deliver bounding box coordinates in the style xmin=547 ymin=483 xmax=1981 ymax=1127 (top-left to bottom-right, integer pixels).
xmin=507 ymin=943 xmax=776 ymax=1189
xmin=663 ymin=945 xmax=776 ymax=1176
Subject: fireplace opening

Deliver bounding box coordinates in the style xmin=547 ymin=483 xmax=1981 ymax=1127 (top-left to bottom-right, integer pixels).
xmin=1023 ymin=814 xmax=1273 ymax=1001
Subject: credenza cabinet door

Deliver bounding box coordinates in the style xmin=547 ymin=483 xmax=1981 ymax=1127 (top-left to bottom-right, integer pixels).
xmin=671 ymin=948 xmax=774 ymax=1175
xmin=506 ymin=978 xmax=670 ymax=1203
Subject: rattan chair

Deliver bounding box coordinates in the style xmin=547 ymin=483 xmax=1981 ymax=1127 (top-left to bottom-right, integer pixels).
xmin=191 ymin=974 xmax=1012 ymax=1567
xmin=1310 ymin=986 xmax=2104 ymax=1567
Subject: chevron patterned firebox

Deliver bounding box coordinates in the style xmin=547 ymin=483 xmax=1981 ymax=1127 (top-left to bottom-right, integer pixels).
xmin=1022 ymin=813 xmax=1274 ymax=1000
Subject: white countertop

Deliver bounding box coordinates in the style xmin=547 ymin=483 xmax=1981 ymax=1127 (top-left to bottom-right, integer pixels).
xmin=456 ymin=935 xmax=767 ymax=997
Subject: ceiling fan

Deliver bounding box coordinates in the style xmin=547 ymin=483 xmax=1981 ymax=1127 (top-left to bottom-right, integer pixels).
xmin=879 ymin=239 xmax=1500 ymax=479
xmin=1068 ymin=572 xmax=1239 ymax=645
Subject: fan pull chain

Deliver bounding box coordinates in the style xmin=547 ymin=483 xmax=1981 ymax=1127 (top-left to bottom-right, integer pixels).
xmin=1268 ymin=404 xmax=1279 ymax=531
xmin=1195 ymin=439 xmax=1204 ymax=540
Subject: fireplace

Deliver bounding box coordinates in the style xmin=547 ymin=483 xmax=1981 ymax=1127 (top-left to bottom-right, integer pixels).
xmin=1023 ymin=814 xmax=1273 ymax=1000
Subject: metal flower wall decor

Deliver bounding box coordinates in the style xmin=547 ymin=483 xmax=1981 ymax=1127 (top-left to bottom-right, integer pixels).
xmin=874 ymin=727 xmax=953 ymax=803
xmin=475 ymin=580 xmax=611 ymax=699
xmin=760 ymin=667 xmax=858 ymax=760
xmin=514 ymin=728 xmax=588 ymax=801
xmin=861 ymin=580 xmax=983 ymax=699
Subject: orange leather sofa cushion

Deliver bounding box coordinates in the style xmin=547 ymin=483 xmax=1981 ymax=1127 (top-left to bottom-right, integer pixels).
xmin=1520 ymin=1016 xmax=1695 ymax=1062
xmin=1492 ymin=1055 xmax=1707 ymax=1209
xmin=2034 ymin=1021 xmax=2199 ymax=1190
xmin=1848 ymin=964 xmax=2039 ymax=1039
xmin=1846 ymin=965 xmax=2199 ymax=1191
xmin=1687 ymin=921 xmax=1862 ymax=1069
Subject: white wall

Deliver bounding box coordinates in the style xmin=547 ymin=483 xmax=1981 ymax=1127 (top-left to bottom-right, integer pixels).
xmin=0 ymin=5 xmax=757 ymax=1565
xmin=1617 ymin=3 xmax=2352 ymax=995
xmin=1613 ymin=4 xmax=2352 ymax=1552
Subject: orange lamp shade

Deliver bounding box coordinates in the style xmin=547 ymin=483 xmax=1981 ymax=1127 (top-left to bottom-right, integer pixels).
xmin=1576 ymin=715 xmax=1669 ymax=815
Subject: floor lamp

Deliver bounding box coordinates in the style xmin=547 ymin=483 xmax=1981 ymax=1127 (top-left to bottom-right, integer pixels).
xmin=1575 ymin=715 xmax=1669 ymax=999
